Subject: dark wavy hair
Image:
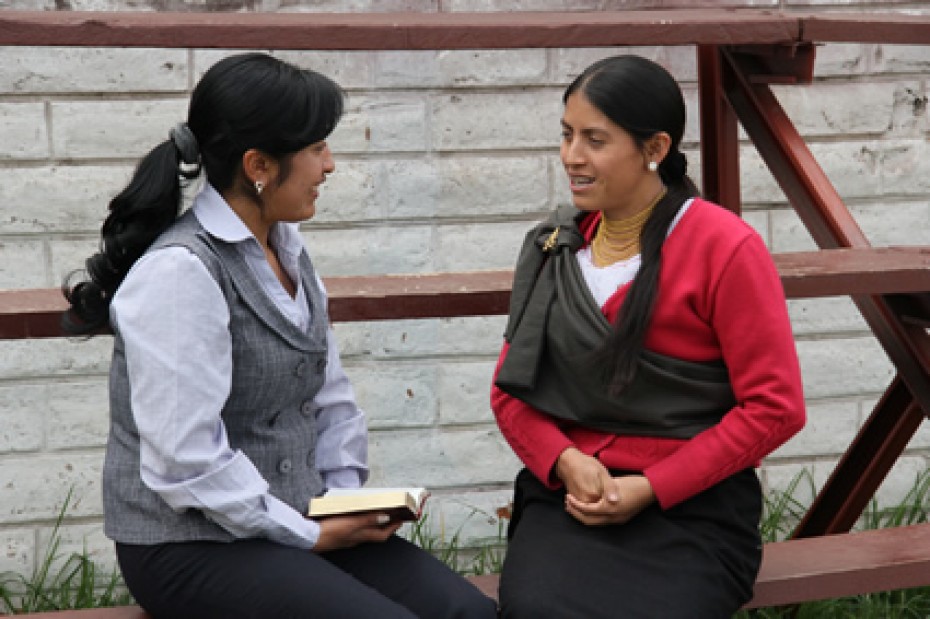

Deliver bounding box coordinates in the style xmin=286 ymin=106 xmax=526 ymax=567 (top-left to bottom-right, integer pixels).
xmin=62 ymin=52 xmax=344 ymax=335
xmin=565 ymin=54 xmax=700 ymax=392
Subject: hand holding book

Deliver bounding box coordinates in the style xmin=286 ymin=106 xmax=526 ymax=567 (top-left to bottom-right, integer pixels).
xmin=308 ymin=487 xmax=430 ymax=522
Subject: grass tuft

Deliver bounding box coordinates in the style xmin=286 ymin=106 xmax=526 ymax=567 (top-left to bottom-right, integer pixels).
xmin=7 ymin=470 xmax=930 ymax=615
xmin=0 ymin=489 xmax=132 ymax=614
xmin=735 ymin=468 xmax=930 ymax=618
xmin=404 ymin=503 xmax=508 ymax=576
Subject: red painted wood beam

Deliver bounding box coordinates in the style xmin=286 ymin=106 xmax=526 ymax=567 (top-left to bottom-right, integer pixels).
xmin=746 ymin=521 xmax=930 ymax=608
xmin=721 ymin=48 xmax=930 ymax=370
xmin=324 ymin=270 xmax=513 ymax=321
xmin=775 ymin=247 xmax=930 ymax=299
xmin=0 ymin=270 xmax=516 ymax=339
xmin=721 ymin=47 xmax=868 ymax=250
xmin=0 ymin=9 xmax=802 ymax=50
xmin=3 ymin=248 xmax=928 ymax=340
xmin=19 ymin=607 xmax=150 ymax=619
xmin=697 ymin=45 xmax=741 ymax=215
xmin=721 ymin=46 xmax=930 ymax=538
xmin=2 ymin=10 xmax=927 ymax=51
xmin=720 ymin=47 xmax=930 ymax=375
xmin=798 ymin=12 xmax=930 ymax=45
xmin=794 ymin=377 xmax=927 ymax=538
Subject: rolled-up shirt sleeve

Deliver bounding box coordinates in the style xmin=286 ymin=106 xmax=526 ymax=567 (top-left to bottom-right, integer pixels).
xmin=111 ymin=247 xmax=320 ymax=549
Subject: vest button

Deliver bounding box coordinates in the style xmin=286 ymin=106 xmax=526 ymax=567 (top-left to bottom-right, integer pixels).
xmin=316 ymin=358 xmax=327 ymax=374
xmin=278 ymin=459 xmax=293 ymax=474
xmin=301 ymin=401 xmax=314 ymax=417
xmin=306 ymin=452 xmax=314 ymax=467
xmin=294 ymin=360 xmax=307 ymax=377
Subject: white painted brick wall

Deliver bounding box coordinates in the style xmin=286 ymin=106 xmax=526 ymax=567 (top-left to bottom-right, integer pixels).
xmin=0 ymin=455 xmax=103 ymax=522
xmin=1 ymin=165 xmax=131 ymax=235
xmin=0 ymin=528 xmax=34 ymax=576
xmin=0 ymin=385 xmax=46 ymax=453
xmin=0 ymin=2 xmax=929 ymax=582
xmin=0 ymin=47 xmax=189 ymax=94
xmin=0 ymin=102 xmax=48 ymax=160
xmin=52 ymin=99 xmax=189 ymax=159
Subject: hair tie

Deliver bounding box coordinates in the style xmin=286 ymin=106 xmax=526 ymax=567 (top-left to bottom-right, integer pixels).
xmin=169 ymin=123 xmax=201 ymax=177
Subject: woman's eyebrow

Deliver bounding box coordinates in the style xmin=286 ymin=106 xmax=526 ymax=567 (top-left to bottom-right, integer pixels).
xmin=561 ymin=120 xmax=608 ymax=136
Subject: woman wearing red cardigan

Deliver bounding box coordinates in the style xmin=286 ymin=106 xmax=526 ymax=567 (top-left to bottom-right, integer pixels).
xmin=492 ymin=55 xmax=806 ymax=618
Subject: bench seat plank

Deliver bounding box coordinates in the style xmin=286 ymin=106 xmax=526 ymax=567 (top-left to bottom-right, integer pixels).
xmin=775 ymin=246 xmax=930 ymax=299
xmin=469 ymin=524 xmax=930 ymax=610
xmin=1 ymin=10 xmax=929 ymax=52
xmin=15 ymin=521 xmax=930 ymax=619
xmin=746 ymin=523 xmax=930 ymax=608
xmin=4 ymin=247 xmax=928 ymax=339
xmin=0 ymin=9 xmax=801 ymax=50
xmin=11 ymin=607 xmax=149 ymax=618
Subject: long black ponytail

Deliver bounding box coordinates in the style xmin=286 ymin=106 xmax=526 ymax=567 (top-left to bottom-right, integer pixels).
xmin=564 ymin=55 xmax=699 ymax=392
xmin=62 ymin=53 xmax=344 ymax=335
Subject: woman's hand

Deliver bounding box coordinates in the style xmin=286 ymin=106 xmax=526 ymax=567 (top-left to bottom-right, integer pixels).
xmin=311 ymin=512 xmax=402 ymax=553
xmin=555 ymin=447 xmax=616 ymax=503
xmin=564 ymin=474 xmax=656 ymax=526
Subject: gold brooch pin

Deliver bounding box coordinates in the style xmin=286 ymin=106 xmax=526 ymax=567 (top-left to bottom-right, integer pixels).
xmin=542 ymin=227 xmax=559 ymax=252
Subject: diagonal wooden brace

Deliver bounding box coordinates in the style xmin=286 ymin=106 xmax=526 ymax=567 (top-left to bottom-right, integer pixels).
xmin=716 ymin=45 xmax=930 ymax=537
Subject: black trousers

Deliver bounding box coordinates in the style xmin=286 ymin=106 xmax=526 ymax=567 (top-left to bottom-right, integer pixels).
xmin=499 ymin=468 xmax=763 ymax=619
xmin=116 ymin=535 xmax=497 ymax=619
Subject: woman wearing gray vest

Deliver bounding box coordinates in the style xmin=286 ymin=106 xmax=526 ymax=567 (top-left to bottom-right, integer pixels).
xmin=491 ymin=55 xmax=806 ymax=617
xmin=63 ymin=52 xmax=496 ymax=619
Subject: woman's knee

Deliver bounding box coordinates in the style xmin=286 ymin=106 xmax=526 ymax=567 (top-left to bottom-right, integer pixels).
xmin=499 ymin=590 xmax=562 ymax=619
xmin=452 ymin=591 xmax=499 ymax=619
xmin=417 ymin=580 xmax=497 ymax=619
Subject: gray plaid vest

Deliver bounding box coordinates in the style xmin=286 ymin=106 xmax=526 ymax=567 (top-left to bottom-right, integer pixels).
xmin=103 ymin=210 xmax=329 ymax=544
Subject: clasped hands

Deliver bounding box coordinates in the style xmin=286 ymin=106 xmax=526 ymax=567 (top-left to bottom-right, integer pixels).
xmin=555 ymin=447 xmax=655 ymax=526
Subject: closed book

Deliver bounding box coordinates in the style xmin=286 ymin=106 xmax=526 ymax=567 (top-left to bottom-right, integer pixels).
xmin=307 ymin=487 xmax=429 ymax=521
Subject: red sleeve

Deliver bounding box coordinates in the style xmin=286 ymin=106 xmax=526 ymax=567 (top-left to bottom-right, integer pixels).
xmin=644 ymin=233 xmax=806 ymax=508
xmin=491 ymin=342 xmax=575 ymax=488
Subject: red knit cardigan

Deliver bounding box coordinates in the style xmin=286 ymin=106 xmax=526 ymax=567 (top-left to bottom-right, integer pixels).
xmin=491 ymin=198 xmax=806 ymax=508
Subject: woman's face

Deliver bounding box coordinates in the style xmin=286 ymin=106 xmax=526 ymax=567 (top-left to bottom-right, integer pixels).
xmin=263 ymin=140 xmax=335 ymax=223
xmin=560 ymin=91 xmax=658 ymax=220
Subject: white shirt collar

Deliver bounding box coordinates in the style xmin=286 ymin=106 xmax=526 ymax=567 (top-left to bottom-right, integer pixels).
xmin=191 ymin=183 xmax=305 ymax=258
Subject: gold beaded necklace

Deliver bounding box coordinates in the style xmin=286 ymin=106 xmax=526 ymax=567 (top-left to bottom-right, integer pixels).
xmin=591 ymin=187 xmax=667 ymax=267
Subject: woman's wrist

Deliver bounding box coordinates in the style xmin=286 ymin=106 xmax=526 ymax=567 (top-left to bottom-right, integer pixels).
xmin=554 ymin=446 xmax=582 ymax=482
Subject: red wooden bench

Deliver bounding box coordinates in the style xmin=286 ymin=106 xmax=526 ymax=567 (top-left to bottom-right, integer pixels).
xmin=1 ymin=7 xmax=929 ymax=616
xmin=18 ymin=519 xmax=930 ymax=614
xmin=11 ymin=517 xmax=930 ymax=616
xmin=4 ymin=247 xmax=930 ymax=338
xmin=3 ymin=248 xmax=930 ymax=615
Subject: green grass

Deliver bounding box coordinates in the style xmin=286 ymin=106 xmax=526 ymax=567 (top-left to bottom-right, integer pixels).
xmin=0 ymin=490 xmax=132 ymax=614
xmin=734 ymin=468 xmax=930 ymax=618
xmin=6 ymin=472 xmax=930 ymax=615
xmin=404 ymin=503 xmax=508 ymax=576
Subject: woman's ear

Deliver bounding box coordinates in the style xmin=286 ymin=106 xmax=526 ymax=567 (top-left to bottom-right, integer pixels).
xmin=646 ymin=132 xmax=673 ymax=165
xmin=241 ymin=148 xmax=275 ymax=187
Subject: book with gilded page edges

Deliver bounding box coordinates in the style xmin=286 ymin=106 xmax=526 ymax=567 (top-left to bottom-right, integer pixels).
xmin=307 ymin=487 xmax=429 ymax=522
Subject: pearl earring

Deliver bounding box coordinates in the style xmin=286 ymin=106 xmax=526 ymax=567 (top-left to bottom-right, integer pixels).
xmin=255 ymin=180 xmax=265 ymax=195
xmin=647 ymin=161 xmax=658 ymax=172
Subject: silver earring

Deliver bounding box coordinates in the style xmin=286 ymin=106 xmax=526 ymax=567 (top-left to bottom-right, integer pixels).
xmin=647 ymin=161 xmax=658 ymax=172
xmin=255 ymin=180 xmax=265 ymax=195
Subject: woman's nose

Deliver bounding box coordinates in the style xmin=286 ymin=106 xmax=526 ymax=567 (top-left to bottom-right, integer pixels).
xmin=561 ymin=138 xmax=583 ymax=166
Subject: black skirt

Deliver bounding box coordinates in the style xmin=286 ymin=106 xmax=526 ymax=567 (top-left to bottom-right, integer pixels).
xmin=499 ymin=467 xmax=763 ymax=619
